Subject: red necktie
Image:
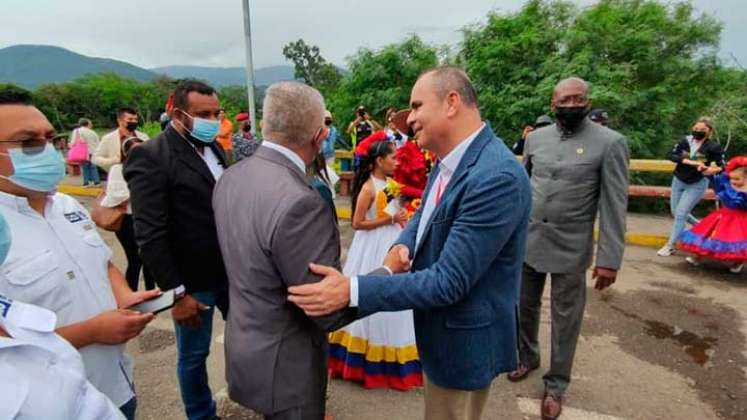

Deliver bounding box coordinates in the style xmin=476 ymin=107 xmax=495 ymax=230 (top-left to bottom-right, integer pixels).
xmin=434 ymin=174 xmax=445 ymax=205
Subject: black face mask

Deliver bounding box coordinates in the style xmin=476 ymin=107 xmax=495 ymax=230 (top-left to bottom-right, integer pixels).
xmin=692 ymin=131 xmax=707 ymax=141
xmin=555 ymin=106 xmax=589 ymax=131
xmin=125 ymin=121 xmax=139 ymax=132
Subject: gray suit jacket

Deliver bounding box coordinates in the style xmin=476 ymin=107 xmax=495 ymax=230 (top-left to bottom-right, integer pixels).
xmin=212 ymin=146 xmax=356 ymax=415
xmin=524 ymin=119 xmax=629 ymax=273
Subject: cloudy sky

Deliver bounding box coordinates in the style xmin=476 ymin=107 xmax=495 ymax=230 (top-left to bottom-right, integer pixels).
xmin=1 ymin=0 xmax=744 ymax=70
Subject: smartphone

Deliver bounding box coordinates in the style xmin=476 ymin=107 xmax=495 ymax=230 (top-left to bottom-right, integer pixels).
xmin=128 ymin=289 xmax=176 ymax=314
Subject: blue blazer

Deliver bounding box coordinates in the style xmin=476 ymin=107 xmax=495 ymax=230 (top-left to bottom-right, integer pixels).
xmin=357 ymin=124 xmax=531 ymax=390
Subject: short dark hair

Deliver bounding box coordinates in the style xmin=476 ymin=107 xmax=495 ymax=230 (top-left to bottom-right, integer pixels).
xmin=0 ymin=84 xmax=33 ymax=106
xmin=117 ymin=107 xmax=138 ymax=118
xmin=173 ymin=80 xmax=217 ymax=111
xmin=420 ymin=65 xmax=478 ymax=107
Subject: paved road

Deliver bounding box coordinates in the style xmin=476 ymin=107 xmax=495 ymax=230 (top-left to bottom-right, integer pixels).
xmin=77 ymin=194 xmax=744 ymax=420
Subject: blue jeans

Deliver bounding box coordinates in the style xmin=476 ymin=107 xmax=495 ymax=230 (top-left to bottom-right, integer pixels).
xmin=667 ymin=176 xmax=709 ymax=246
xmin=174 ymin=290 xmax=228 ymax=420
xmin=81 ymin=160 xmax=100 ymax=185
xmin=120 ymin=397 xmax=137 ymax=420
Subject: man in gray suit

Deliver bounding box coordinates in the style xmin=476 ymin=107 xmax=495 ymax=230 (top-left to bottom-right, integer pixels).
xmin=213 ymin=82 xmax=397 ymax=420
xmin=509 ymin=77 xmax=629 ymax=420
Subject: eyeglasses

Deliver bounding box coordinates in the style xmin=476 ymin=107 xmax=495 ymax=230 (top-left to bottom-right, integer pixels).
xmin=0 ymin=138 xmax=52 ymax=154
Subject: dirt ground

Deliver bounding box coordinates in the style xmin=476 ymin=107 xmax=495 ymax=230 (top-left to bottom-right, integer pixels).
xmin=82 ymin=194 xmax=744 ymax=420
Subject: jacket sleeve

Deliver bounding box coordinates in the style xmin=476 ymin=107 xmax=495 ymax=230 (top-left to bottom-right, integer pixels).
xmin=123 ymin=144 xmax=182 ymax=291
xmin=357 ymin=170 xmax=529 ymax=316
xmin=272 ymin=194 xmax=356 ymax=331
xmin=92 ymin=136 xmax=120 ymax=169
xmin=667 ymin=138 xmax=688 ymax=163
xmin=595 ymin=136 xmax=630 ymax=270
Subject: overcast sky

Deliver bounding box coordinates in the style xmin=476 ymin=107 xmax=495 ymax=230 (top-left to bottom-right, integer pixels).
xmin=1 ymin=0 xmax=745 ymax=70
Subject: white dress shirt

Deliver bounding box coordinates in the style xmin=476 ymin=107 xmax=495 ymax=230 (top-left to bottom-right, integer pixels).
xmin=0 ymin=296 xmax=124 ymax=419
xmin=349 ymin=124 xmax=485 ymax=307
xmin=262 ymin=140 xmax=307 ymax=173
xmin=0 ymin=192 xmax=135 ymax=407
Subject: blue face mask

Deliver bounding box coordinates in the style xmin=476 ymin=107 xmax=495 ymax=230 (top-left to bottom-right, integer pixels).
xmin=0 ymin=143 xmax=66 ymax=193
xmin=179 ymin=111 xmax=220 ymax=143
xmin=0 ymin=213 xmax=10 ymax=265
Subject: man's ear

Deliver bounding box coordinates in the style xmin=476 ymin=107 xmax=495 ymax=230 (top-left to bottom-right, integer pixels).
xmin=446 ymin=91 xmax=460 ymax=117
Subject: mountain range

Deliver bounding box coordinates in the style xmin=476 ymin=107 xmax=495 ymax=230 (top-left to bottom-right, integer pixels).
xmin=0 ymin=45 xmax=295 ymax=89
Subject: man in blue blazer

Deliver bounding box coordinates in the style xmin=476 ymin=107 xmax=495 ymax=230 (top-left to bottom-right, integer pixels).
xmin=289 ymin=66 xmax=531 ymax=420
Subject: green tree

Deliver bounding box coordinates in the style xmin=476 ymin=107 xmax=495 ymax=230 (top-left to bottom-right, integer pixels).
xmin=329 ymin=35 xmax=439 ymax=138
xmin=282 ymin=39 xmax=342 ymax=94
xmin=461 ymin=0 xmax=728 ymax=158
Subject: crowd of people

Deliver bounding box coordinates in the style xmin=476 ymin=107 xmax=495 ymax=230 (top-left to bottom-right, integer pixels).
xmin=0 ymin=64 xmax=744 ymax=420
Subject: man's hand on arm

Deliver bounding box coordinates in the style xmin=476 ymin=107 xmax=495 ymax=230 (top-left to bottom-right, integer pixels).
xmin=288 ymin=264 xmax=351 ymax=317
xmin=288 ymin=244 xmax=411 ymax=317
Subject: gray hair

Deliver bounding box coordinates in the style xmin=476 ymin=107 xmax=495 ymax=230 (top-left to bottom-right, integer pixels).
xmin=419 ymin=65 xmax=479 ymax=107
xmin=553 ymin=77 xmax=590 ymax=99
xmin=262 ymin=81 xmax=325 ymax=146
xmin=78 ymin=118 xmax=92 ymax=127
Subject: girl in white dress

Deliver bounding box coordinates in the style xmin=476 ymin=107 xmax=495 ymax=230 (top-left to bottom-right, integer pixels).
xmin=328 ymin=140 xmax=422 ymax=391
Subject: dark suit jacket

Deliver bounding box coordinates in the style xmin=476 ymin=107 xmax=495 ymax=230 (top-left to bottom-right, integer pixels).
xmin=123 ymin=125 xmax=229 ymax=293
xmin=213 ymin=146 xmax=357 ymax=415
xmin=356 ymin=124 xmax=532 ymax=390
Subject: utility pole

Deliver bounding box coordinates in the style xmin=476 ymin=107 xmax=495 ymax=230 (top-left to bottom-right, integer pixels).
xmin=241 ymin=0 xmax=257 ymax=135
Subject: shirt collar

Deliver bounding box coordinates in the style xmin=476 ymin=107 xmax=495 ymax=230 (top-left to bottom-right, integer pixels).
xmin=439 ymin=123 xmax=485 ymax=174
xmin=262 ymin=141 xmax=307 ymax=173
xmin=0 ymin=191 xmax=53 ymax=215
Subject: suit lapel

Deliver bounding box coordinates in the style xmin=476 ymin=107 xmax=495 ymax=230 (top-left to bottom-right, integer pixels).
xmin=169 ymin=128 xmax=222 ymax=186
xmin=413 ymin=125 xmax=493 ymax=259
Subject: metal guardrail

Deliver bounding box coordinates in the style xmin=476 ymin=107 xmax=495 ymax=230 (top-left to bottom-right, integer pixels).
xmin=335 ymin=150 xmax=677 ymax=174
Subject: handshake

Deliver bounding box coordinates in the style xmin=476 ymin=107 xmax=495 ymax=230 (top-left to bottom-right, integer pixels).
xmin=287 ymin=244 xmax=412 ymax=317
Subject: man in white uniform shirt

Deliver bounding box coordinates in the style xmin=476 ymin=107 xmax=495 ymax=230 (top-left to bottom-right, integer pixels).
xmin=0 ymin=85 xmax=159 ymax=420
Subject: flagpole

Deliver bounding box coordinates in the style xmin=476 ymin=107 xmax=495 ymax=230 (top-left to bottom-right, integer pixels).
xmin=241 ymin=0 xmax=257 ymax=135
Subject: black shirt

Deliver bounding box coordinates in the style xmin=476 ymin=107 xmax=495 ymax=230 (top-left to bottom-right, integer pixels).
xmin=667 ymin=136 xmax=725 ymax=184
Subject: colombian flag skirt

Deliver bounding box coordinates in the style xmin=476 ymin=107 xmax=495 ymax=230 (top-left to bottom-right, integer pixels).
xmin=328 ymin=329 xmax=423 ymax=391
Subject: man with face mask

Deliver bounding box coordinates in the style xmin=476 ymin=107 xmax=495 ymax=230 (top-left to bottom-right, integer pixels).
xmin=93 ymin=107 xmax=149 ymax=172
xmin=0 ymin=86 xmax=158 ymax=420
xmin=124 ymin=80 xmax=229 ymax=420
xmin=510 ymin=77 xmax=629 ymax=419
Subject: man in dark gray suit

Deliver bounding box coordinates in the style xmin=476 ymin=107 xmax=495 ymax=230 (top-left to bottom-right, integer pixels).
xmin=213 ymin=82 xmax=396 ymax=420
xmin=510 ymin=77 xmax=629 ymax=420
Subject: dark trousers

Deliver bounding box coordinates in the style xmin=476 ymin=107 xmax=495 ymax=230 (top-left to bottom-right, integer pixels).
xmin=115 ymin=215 xmax=155 ymax=291
xmin=518 ymin=264 xmax=586 ymax=396
xmin=263 ymin=397 xmax=325 ymax=420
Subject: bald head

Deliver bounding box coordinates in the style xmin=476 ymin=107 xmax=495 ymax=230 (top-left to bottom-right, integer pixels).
xmin=262 ymin=81 xmax=325 ymax=147
xmin=419 ymin=66 xmax=479 ymax=108
xmin=553 ymin=77 xmax=589 ymax=101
